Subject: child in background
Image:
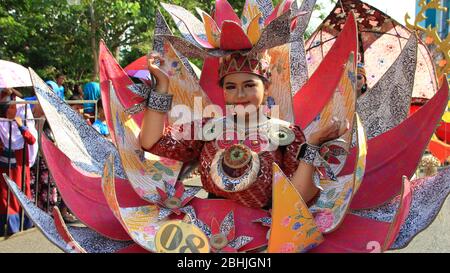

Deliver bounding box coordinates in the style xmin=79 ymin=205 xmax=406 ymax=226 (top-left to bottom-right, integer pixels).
xmin=92 ymin=99 xmax=109 ymax=138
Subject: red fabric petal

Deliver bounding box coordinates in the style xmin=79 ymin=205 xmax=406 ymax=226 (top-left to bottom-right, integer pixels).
xmin=199 ymin=58 xmax=225 ymax=110
xmin=383 ymin=176 xmax=412 ymax=250
xmin=265 ymin=0 xmax=295 ymax=26
xmin=342 ymin=82 xmax=448 ymax=209
xmin=214 ymin=0 xmax=241 ymax=27
xmin=174 ymin=182 xmax=185 ymax=199
xmin=222 ymin=246 xmax=238 ymax=253
xmin=293 ymin=13 xmax=358 ymax=128
xmin=41 ymin=135 xmax=147 ymax=241
xmin=211 ymin=217 xmax=221 ymax=235
xmin=227 ymin=225 xmax=236 ymax=241
xmin=309 ymin=214 xmax=390 ymax=253
xmin=190 ymin=199 xmax=269 ymax=252
xmin=220 ymin=21 xmax=253 ymax=50
xmin=99 ymin=41 xmax=143 ymax=129
xmin=156 ymin=187 xmax=168 ymax=201
xmin=181 ymin=195 xmax=195 ymax=207
xmin=310 ymin=176 xmax=412 ymax=253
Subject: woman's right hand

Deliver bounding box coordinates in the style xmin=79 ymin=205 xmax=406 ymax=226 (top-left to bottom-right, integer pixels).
xmin=147 ymin=52 xmax=169 ymax=93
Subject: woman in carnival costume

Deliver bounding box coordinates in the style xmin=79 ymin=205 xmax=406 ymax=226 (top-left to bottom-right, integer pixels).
xmin=139 ymin=50 xmax=349 ymax=209
xmin=5 ymin=0 xmax=450 ymax=253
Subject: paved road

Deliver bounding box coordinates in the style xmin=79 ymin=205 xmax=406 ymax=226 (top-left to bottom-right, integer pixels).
xmin=1 ymin=194 xmax=449 ymax=253
xmin=1 ymin=175 xmax=449 ymax=253
xmin=0 ymin=228 xmax=62 ymax=253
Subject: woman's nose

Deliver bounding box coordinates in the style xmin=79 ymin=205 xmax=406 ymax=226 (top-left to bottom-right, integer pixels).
xmin=237 ymin=86 xmax=246 ymax=98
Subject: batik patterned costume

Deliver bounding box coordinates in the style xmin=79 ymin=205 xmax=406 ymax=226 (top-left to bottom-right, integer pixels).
xmin=146 ymin=116 xmax=320 ymax=208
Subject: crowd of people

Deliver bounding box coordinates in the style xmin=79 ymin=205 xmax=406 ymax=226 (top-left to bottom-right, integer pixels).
xmin=0 ymin=74 xmax=109 ymax=236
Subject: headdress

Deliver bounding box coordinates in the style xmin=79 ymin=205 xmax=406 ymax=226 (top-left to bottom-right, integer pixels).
xmin=219 ymin=51 xmax=271 ymax=81
xmin=158 ymin=1 xmax=306 ymax=81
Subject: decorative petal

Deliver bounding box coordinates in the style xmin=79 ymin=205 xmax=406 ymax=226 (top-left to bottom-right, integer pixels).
xmin=344 ymin=81 xmax=449 ymax=210
xmin=174 ymin=182 xmax=185 ymax=199
xmin=161 ymin=2 xmax=213 ymax=49
xmin=164 ymin=181 xmax=176 ymax=197
xmin=246 ymin=13 xmax=263 ymax=45
xmin=156 ymin=186 xmax=168 ymax=201
xmin=52 ymin=207 xmax=87 ymax=253
xmin=245 ymin=0 xmax=274 ymax=23
xmin=181 ymin=187 xmax=202 ymax=206
xmin=357 ymin=34 xmax=418 ymax=140
xmin=220 ymin=21 xmax=253 ymax=50
xmin=252 ymin=217 xmax=272 ymax=227
xmin=67 ymin=226 xmax=134 ymax=253
xmin=264 ymin=0 xmax=294 ymax=26
xmin=30 ymin=67 xmax=126 ymax=178
xmin=248 ymin=10 xmax=302 ymax=56
xmin=199 ymin=9 xmax=221 ymax=48
xmin=310 ymin=176 xmax=412 ymax=253
xmin=215 ymin=0 xmax=241 ymax=27
xmin=241 ymin=0 xmax=262 ymax=30
xmin=143 ymin=193 xmax=161 ymax=204
xmin=107 ymin=74 xmax=185 ymax=200
xmin=199 ymin=58 xmax=226 ymax=110
xmin=290 ymin=0 xmax=317 ymax=94
xmin=293 ymin=13 xmax=357 ymax=128
xmin=228 ymin=236 xmax=254 ymax=250
xmin=152 ymin=9 xmax=199 ymax=80
xmin=184 ymin=206 xmax=212 ymax=237
xmin=211 ymin=217 xmax=221 ymax=235
xmin=220 ymin=211 xmax=235 ymax=238
xmin=158 ymin=34 xmax=233 ymax=59
xmin=309 ymin=114 xmax=367 ymax=234
xmin=221 ymin=246 xmax=238 ymax=253
xmin=158 ymin=208 xmax=173 ymax=221
xmin=2 ymin=174 xmax=80 ymax=253
xmin=269 ymin=163 xmax=323 ymax=253
xmin=40 ymin=135 xmax=143 ymax=241
xmin=99 ymin=40 xmax=144 ymax=127
xmin=391 ymin=168 xmax=450 ymax=249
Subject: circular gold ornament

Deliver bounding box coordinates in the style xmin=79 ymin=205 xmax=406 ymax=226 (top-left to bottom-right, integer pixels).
xmin=210 ymin=233 xmax=229 ymax=250
xmin=164 ymin=197 xmax=182 ymax=209
xmin=223 ymin=144 xmax=252 ymax=169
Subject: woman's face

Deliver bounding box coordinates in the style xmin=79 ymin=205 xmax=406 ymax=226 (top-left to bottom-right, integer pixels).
xmin=6 ymin=104 xmax=17 ymax=119
xmin=222 ymin=73 xmax=268 ymax=112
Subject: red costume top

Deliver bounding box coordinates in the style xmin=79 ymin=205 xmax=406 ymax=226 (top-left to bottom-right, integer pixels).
xmin=145 ymin=116 xmax=311 ymax=208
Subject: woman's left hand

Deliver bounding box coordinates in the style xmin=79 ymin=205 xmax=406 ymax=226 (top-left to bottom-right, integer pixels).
xmin=308 ymin=118 xmax=350 ymax=146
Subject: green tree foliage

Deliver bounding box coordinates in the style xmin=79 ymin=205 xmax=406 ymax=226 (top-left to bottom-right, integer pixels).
xmin=0 ymin=0 xmax=333 ymax=85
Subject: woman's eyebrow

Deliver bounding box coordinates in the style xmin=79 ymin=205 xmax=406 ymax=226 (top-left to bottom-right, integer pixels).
xmin=243 ymin=80 xmax=256 ymax=84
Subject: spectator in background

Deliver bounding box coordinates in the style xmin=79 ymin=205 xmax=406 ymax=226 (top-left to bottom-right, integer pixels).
xmin=45 ymin=80 xmax=64 ymax=100
xmin=55 ymin=74 xmax=66 ymax=98
xmin=83 ymin=82 xmax=100 ymax=116
xmin=0 ymin=91 xmax=38 ymax=236
xmin=73 ymin=84 xmax=83 ymax=98
xmin=92 ymin=99 xmax=109 ymax=138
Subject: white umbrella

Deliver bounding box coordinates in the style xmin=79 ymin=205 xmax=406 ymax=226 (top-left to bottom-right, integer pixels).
xmin=0 ymin=60 xmax=32 ymax=88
